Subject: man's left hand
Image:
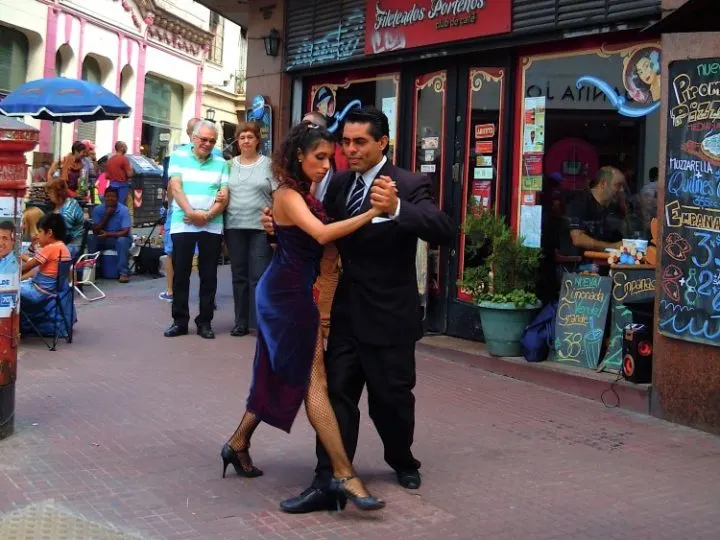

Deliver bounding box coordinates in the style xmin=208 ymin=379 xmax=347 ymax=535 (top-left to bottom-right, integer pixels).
xmin=370 ymin=176 xmax=399 ymax=215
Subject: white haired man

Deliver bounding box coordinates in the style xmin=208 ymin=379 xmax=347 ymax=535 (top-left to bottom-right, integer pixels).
xmin=164 ymin=120 xmax=229 ymax=339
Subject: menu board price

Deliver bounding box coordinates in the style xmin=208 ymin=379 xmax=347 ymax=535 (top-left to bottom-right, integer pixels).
xmin=659 ymin=58 xmax=720 ymax=346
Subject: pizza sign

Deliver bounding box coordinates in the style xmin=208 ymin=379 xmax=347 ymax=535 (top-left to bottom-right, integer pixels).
xmin=659 ymin=57 xmax=720 ymax=347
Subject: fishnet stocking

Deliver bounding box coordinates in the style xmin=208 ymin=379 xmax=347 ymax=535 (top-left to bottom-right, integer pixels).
xmin=227 ymin=410 xmax=261 ymax=473
xmin=305 ymin=329 xmax=370 ymax=499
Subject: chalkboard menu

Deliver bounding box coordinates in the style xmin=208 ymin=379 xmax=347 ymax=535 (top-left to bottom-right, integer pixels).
xmin=553 ymin=273 xmax=612 ymax=368
xmin=659 ymin=58 xmax=720 ymax=347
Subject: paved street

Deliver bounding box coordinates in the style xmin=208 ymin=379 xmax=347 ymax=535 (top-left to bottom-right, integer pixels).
xmin=1 ymin=269 xmax=720 ymax=539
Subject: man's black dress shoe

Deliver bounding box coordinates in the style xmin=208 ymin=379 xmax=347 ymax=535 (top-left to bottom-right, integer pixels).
xmin=279 ymin=486 xmax=346 ymax=514
xmin=164 ymin=324 xmax=188 ymax=338
xmin=397 ymin=470 xmax=421 ymax=489
xmin=197 ymin=325 xmax=215 ymax=339
xmin=230 ymin=325 xmax=248 ymax=337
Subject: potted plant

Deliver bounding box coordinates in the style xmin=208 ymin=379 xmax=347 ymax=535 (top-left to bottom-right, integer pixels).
xmin=458 ymin=209 xmax=542 ymax=356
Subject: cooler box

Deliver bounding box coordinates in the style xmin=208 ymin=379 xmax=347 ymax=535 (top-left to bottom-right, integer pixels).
xmin=99 ymin=249 xmax=119 ymax=279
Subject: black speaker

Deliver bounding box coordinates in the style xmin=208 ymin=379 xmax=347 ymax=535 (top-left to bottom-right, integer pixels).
xmin=621 ymin=323 xmax=653 ymax=384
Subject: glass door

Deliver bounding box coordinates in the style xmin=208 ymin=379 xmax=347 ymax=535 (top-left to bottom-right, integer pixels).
xmin=446 ymin=67 xmax=508 ymax=341
xmin=410 ymin=70 xmax=448 ymax=333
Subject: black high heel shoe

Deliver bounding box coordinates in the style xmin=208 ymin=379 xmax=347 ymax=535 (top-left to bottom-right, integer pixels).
xmin=221 ymin=443 xmax=263 ymax=478
xmin=330 ymin=476 xmax=385 ymax=511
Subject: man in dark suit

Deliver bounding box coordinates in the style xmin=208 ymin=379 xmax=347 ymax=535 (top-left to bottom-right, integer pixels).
xmin=276 ymin=106 xmax=454 ymax=513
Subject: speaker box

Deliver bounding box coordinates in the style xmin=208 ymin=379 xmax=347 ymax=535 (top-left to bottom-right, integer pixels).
xmin=622 ymin=323 xmax=653 ymax=384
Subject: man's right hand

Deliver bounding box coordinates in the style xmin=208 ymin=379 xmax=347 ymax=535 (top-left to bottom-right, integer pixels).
xmin=261 ymin=207 xmax=274 ymax=235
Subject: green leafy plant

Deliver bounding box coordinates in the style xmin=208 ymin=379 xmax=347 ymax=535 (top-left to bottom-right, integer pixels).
xmin=458 ymin=209 xmax=541 ymax=307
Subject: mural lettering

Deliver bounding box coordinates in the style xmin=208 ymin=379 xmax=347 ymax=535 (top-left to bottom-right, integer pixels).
xmin=286 ymin=11 xmax=363 ymax=70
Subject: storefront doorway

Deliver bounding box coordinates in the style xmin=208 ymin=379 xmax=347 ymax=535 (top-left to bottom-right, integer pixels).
xmin=404 ymin=60 xmax=510 ymax=339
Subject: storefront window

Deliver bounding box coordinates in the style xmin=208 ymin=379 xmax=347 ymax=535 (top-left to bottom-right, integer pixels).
xmin=141 ymin=75 xmax=184 ymax=163
xmin=78 ymin=56 xmax=103 ymax=144
xmin=309 ymin=73 xmax=400 ymax=162
xmin=517 ymin=42 xmax=662 ymax=259
xmin=0 ymin=26 xmax=28 ymax=99
xmin=457 ymin=68 xmax=505 ymax=302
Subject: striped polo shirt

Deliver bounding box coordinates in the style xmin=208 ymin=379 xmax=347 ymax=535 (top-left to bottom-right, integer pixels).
xmin=167 ymin=145 xmax=229 ymax=235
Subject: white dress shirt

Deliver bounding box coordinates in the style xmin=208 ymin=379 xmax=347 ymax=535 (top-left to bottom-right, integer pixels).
xmin=345 ymin=156 xmax=401 ymax=218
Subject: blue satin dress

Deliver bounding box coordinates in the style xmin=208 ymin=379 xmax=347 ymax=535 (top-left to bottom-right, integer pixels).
xmin=246 ymin=224 xmax=323 ymax=433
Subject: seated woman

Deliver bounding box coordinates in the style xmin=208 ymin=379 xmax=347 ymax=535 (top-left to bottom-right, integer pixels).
xmin=47 ymin=178 xmax=85 ymax=258
xmin=20 ymin=214 xmax=71 ymax=307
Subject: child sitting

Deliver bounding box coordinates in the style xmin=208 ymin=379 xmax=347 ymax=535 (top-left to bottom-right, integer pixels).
xmin=20 ymin=214 xmax=71 ymax=305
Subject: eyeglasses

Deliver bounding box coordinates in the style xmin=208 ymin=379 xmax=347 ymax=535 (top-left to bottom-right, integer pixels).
xmin=193 ymin=136 xmax=217 ymax=145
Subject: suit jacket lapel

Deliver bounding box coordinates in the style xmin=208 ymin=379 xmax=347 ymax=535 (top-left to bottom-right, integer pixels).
xmin=331 ymin=172 xmax=353 ymax=221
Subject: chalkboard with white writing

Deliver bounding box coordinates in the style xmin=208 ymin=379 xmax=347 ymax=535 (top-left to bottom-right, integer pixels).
xmin=553 ymin=273 xmax=612 ymax=369
xmin=659 ymin=58 xmax=720 ymax=347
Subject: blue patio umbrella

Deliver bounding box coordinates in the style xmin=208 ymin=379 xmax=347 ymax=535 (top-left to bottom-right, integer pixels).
xmin=0 ymin=77 xmax=131 ymax=122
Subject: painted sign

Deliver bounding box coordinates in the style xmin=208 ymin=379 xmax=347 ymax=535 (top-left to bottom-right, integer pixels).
xmin=658 ymin=57 xmax=720 ymax=347
xmin=250 ymin=95 xmax=265 ymax=121
xmin=286 ymin=10 xmax=364 ymax=70
xmin=475 ymin=123 xmax=495 ymax=139
xmin=553 ymin=273 xmax=612 ymax=369
xmin=246 ymin=104 xmax=272 ymax=157
xmin=366 ymin=0 xmax=510 ymax=55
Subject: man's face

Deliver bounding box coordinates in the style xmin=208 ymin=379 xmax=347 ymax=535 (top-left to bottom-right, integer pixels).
xmin=119 ymin=143 xmax=127 ymax=154
xmin=0 ymin=230 xmax=13 ymax=259
xmin=341 ymin=122 xmax=387 ymax=173
xmin=609 ymin=173 xmax=625 ymax=201
xmin=105 ymin=191 xmax=119 ymax=208
xmin=192 ymin=127 xmax=217 ymax=160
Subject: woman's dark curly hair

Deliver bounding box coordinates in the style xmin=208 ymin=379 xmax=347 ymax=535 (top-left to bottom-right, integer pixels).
xmin=272 ymin=122 xmax=335 ymax=222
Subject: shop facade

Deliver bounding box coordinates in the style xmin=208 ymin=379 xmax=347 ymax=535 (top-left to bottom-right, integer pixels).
xmin=0 ymin=0 xmax=214 ymax=165
xmin=280 ymin=0 xmax=662 ymax=340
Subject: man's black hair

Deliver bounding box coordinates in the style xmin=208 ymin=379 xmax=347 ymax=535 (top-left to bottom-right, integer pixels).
xmin=105 ymin=187 xmax=119 ymax=198
xmin=344 ymin=106 xmax=390 ymax=154
xmin=0 ymin=221 xmax=16 ymax=234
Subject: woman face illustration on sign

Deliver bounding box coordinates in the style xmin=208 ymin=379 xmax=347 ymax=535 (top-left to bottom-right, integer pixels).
xmin=625 ymin=47 xmax=662 ymax=104
xmin=312 ymin=86 xmax=336 ymax=118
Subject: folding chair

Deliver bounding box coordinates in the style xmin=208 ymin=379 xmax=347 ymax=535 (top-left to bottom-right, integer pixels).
xmin=20 ymin=259 xmax=76 ymax=351
xmin=74 ymin=252 xmax=105 ymax=301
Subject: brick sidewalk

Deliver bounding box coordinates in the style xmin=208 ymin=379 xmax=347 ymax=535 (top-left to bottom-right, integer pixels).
xmin=1 ymin=270 xmax=720 ymax=539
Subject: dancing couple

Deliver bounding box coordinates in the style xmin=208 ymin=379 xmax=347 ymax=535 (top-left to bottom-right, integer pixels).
xmin=221 ymin=107 xmax=453 ymax=512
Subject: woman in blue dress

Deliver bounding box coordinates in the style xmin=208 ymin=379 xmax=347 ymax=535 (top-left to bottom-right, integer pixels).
xmin=221 ymin=123 xmax=385 ymax=511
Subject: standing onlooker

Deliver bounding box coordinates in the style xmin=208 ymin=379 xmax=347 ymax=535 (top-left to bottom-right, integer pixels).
xmin=105 ymin=141 xmax=134 ymax=209
xmin=164 ymin=120 xmax=229 ymax=339
xmin=81 ymin=140 xmax=99 ymax=197
xmin=88 ymin=187 xmax=132 ymax=283
xmin=46 ymin=178 xmax=85 ymax=257
xmin=48 ymin=141 xmax=86 ymax=195
xmin=224 ymin=122 xmax=275 ymax=337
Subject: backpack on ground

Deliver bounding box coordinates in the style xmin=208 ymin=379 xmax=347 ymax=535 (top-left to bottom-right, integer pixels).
xmin=520 ymin=301 xmax=557 ymax=362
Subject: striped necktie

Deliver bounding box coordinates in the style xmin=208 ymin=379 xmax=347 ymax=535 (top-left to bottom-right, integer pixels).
xmin=347 ymin=174 xmax=366 ymax=216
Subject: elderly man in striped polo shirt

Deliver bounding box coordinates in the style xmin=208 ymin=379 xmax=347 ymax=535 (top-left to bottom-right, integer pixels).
xmin=164 ymin=120 xmax=229 ymax=340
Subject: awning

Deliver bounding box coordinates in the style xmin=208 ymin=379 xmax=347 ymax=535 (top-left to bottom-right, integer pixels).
xmin=645 ymin=0 xmax=719 ymax=33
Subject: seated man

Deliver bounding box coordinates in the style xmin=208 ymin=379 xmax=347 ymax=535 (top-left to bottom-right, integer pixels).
xmin=567 ymin=166 xmax=625 ymax=260
xmin=88 ymin=187 xmax=132 ymax=283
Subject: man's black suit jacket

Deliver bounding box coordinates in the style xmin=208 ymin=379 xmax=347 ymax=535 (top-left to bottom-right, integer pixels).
xmin=324 ymin=161 xmax=454 ymax=347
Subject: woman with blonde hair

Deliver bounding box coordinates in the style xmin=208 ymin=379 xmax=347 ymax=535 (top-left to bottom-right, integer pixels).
xmin=46 ymin=178 xmax=85 ymax=257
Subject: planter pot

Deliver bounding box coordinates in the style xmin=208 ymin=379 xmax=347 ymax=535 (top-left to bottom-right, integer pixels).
xmin=477 ymin=300 xmax=542 ymax=357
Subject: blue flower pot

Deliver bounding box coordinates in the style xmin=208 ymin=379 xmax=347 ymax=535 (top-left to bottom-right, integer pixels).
xmin=477 ymin=300 xmax=542 ymax=357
